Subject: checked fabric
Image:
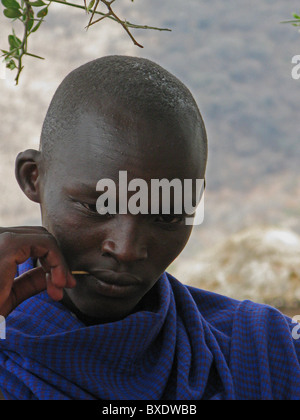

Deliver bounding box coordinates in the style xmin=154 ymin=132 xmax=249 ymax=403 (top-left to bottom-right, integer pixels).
xmin=0 ymin=258 xmax=300 ymax=400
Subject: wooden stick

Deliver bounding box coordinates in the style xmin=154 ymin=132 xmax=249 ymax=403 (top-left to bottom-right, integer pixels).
xmin=71 ymin=271 xmax=89 ymax=275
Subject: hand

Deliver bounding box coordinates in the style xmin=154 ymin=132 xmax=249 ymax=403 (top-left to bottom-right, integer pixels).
xmin=0 ymin=226 xmax=76 ymax=317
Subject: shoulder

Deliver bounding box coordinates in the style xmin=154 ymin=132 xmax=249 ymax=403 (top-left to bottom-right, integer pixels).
xmin=168 ymin=275 xmax=300 ymax=398
xmin=166 ymin=272 xmax=300 ymax=359
xmin=191 ymin=283 xmax=300 ymax=348
xmin=168 ymin=272 xmax=297 ymax=333
xmin=229 ymin=299 xmax=300 ymax=360
xmin=228 ymin=300 xmax=300 ymax=398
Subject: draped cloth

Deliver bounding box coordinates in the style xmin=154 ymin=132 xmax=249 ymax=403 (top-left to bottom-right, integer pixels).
xmin=1 ymin=259 xmax=300 ymax=400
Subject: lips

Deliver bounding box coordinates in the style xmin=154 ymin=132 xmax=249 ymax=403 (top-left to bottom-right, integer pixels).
xmin=72 ymin=269 xmax=141 ymax=298
xmin=89 ymin=270 xmax=140 ymax=286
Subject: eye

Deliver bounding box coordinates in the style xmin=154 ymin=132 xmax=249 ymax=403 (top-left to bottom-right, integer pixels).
xmin=155 ymin=214 xmax=184 ymax=224
xmin=81 ymin=202 xmax=98 ymax=213
xmin=79 ymin=201 xmax=115 ymax=219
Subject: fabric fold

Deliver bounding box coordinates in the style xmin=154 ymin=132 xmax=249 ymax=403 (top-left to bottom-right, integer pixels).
xmin=1 ymin=259 xmax=300 ymax=400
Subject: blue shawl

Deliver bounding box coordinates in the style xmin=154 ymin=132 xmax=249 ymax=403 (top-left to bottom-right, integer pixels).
xmin=1 ymin=259 xmax=300 ymax=400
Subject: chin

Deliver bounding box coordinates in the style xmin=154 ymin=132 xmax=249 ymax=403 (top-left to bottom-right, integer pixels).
xmin=62 ymin=288 xmax=140 ymax=325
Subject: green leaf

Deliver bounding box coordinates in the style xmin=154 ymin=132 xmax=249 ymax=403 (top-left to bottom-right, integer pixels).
xmin=8 ymin=34 xmax=22 ymax=49
xmin=86 ymin=0 xmax=95 ymax=12
xmin=30 ymin=18 xmax=43 ymax=33
xmin=3 ymin=7 xmax=22 ymax=18
xmin=6 ymin=59 xmax=16 ymax=70
xmin=1 ymin=0 xmax=20 ymax=9
xmin=36 ymin=7 xmax=47 ymax=17
xmin=30 ymin=0 xmax=45 ymax=6
xmin=27 ymin=17 xmax=34 ymax=31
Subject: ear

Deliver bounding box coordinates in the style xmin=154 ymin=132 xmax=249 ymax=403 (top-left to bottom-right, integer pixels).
xmin=15 ymin=149 xmax=43 ymax=203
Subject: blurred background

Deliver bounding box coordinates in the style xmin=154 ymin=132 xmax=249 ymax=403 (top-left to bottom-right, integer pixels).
xmin=1 ymin=0 xmax=300 ymax=313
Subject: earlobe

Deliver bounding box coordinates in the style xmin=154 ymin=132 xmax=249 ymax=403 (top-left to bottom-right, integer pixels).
xmin=15 ymin=149 xmax=43 ymax=203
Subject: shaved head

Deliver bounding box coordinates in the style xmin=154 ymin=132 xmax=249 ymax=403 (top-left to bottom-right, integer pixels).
xmin=39 ymin=55 xmax=207 ymax=174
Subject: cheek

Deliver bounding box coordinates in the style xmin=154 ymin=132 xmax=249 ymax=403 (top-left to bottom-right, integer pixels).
xmin=151 ymin=227 xmax=193 ymax=268
xmin=41 ymin=198 xmax=94 ymax=257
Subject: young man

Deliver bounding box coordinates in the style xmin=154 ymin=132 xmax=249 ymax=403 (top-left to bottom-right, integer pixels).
xmin=0 ymin=56 xmax=300 ymax=400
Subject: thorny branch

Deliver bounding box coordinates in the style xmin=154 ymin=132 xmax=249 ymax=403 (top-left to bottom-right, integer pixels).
xmin=86 ymin=0 xmax=143 ymax=47
xmin=1 ymin=0 xmax=171 ymax=84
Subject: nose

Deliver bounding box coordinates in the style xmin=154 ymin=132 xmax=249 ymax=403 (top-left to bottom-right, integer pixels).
xmin=101 ymin=216 xmax=148 ymax=264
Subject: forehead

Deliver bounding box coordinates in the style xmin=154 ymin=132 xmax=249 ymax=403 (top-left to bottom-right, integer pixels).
xmin=47 ymin=107 xmax=202 ymax=188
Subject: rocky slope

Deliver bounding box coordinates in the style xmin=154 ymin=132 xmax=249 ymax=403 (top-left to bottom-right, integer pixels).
xmin=173 ymin=227 xmax=300 ymax=311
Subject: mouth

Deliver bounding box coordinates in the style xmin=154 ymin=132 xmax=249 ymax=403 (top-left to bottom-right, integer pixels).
xmin=72 ymin=269 xmax=141 ymax=298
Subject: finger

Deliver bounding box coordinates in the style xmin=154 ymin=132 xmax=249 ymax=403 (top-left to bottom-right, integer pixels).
xmin=66 ymin=272 xmax=77 ymax=288
xmin=45 ymin=249 xmax=70 ymax=289
xmin=38 ymin=252 xmax=66 ymax=288
xmin=0 ymin=232 xmax=66 ymax=282
xmin=39 ymin=257 xmax=76 ymax=289
xmin=0 ymin=230 xmax=75 ymax=299
xmin=29 ymin=240 xmax=71 ymax=289
xmin=46 ymin=272 xmax=64 ymax=301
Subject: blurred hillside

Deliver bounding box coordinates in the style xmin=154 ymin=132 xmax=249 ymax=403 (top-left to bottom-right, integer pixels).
xmin=174 ymin=226 xmax=300 ymax=312
xmin=0 ymin=0 xmax=300 ymax=263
